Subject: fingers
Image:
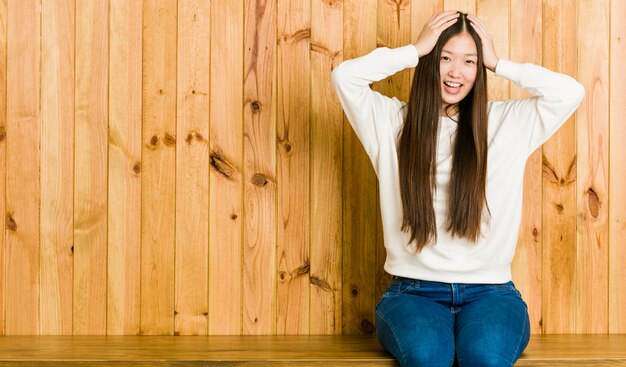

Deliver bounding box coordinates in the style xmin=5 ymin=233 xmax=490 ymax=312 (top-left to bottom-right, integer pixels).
xmin=467 ymin=14 xmax=489 ymax=39
xmin=432 ymin=11 xmax=460 ymax=29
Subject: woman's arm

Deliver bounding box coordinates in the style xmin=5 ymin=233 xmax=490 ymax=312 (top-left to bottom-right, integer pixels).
xmin=331 ymin=45 xmax=417 ymax=156
xmin=469 ymin=15 xmax=584 ymax=154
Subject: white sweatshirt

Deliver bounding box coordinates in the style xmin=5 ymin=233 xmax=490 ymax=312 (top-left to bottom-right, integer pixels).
xmin=331 ymin=44 xmax=584 ymax=284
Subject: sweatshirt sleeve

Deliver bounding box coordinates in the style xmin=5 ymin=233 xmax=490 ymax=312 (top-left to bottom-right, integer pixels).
xmin=493 ymin=59 xmax=585 ymax=154
xmin=331 ymin=45 xmax=419 ymax=157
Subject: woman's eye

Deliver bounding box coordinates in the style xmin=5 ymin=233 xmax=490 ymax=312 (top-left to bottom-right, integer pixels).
xmin=441 ymin=56 xmax=450 ymax=61
xmin=466 ymin=59 xmax=476 ymax=64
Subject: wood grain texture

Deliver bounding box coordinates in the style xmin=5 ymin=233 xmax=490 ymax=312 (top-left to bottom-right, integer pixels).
xmin=74 ymin=0 xmax=109 ymax=335
xmin=310 ymin=0 xmax=343 ymax=335
xmin=174 ymin=0 xmax=210 ymax=336
xmin=443 ymin=0 xmax=475 ymax=13
xmin=0 ymin=335 xmax=625 ymax=366
xmin=208 ymin=0 xmax=243 ymax=335
xmin=477 ymin=0 xmax=509 ymax=100
xmin=575 ymin=0 xmax=609 ymax=334
xmin=510 ymin=0 xmax=543 ymax=334
xmin=243 ymin=0 xmax=278 ymax=335
xmin=276 ymin=0 xmax=311 ymax=335
xmin=41 ymin=0 xmax=74 ymax=335
xmin=541 ymin=0 xmax=577 ymax=334
xmin=108 ymin=0 xmax=142 ymax=336
xmin=141 ymin=0 xmax=177 ymax=335
xmin=0 ymin=0 xmax=6 ymax=336
xmin=5 ymin=0 xmax=41 ymax=335
xmin=341 ymin=0 xmax=377 ymax=337
xmin=609 ymin=0 xmax=626 ymax=334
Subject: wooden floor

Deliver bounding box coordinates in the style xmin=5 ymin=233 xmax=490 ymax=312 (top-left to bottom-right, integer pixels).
xmin=0 ymin=335 xmax=624 ymax=366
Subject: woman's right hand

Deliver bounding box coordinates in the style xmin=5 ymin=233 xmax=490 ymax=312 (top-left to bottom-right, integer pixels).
xmin=413 ymin=11 xmax=460 ymax=58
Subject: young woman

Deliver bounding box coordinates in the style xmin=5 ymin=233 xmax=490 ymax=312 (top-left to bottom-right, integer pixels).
xmin=331 ymin=11 xmax=584 ymax=367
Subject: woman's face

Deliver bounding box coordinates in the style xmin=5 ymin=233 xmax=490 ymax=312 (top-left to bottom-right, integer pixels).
xmin=439 ymin=32 xmax=478 ymax=111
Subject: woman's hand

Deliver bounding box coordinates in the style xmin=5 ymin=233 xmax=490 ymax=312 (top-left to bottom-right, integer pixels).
xmin=467 ymin=14 xmax=499 ymax=72
xmin=413 ymin=11 xmax=460 ymax=58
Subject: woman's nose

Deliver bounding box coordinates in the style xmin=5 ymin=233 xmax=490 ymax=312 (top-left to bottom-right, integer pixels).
xmin=448 ymin=63 xmax=461 ymax=77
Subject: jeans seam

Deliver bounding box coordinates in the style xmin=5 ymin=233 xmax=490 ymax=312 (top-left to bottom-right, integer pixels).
xmin=511 ymin=309 xmax=529 ymax=364
xmin=376 ymin=309 xmax=409 ymax=366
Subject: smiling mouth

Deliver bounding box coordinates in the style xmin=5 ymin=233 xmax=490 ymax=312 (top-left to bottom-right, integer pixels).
xmin=444 ymin=81 xmax=463 ymax=88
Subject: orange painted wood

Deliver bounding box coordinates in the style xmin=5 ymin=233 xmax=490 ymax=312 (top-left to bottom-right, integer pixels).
xmin=243 ymin=0 xmax=278 ymax=335
xmin=340 ymin=0 xmax=377 ymax=336
xmin=276 ymin=0 xmax=311 ymax=335
xmin=509 ymin=0 xmax=543 ymax=334
xmin=141 ymin=0 xmax=177 ymax=335
xmin=107 ymin=0 xmax=142 ymax=336
xmin=575 ymin=0 xmax=609 ymax=334
xmin=41 ymin=0 xmax=74 ymax=335
xmin=5 ymin=0 xmax=41 ymax=335
xmin=541 ymin=0 xmax=578 ymax=334
xmin=174 ymin=0 xmax=210 ymax=336
xmin=310 ymin=0 xmax=343 ymax=335
xmin=609 ymin=0 xmax=626 ymax=334
xmin=208 ymin=0 xmax=244 ymax=335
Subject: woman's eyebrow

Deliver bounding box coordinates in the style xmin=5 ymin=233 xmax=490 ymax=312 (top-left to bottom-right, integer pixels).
xmin=441 ymin=49 xmax=478 ymax=57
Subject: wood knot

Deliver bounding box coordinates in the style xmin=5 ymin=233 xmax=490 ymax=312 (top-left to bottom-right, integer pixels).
xmin=532 ymin=227 xmax=538 ymax=238
xmin=361 ymin=319 xmax=375 ymax=334
xmin=554 ymin=203 xmax=564 ymax=213
xmin=6 ymin=215 xmax=16 ymax=231
xmin=351 ymin=288 xmax=359 ymax=297
xmin=0 ymin=126 xmax=5 ymax=142
xmin=251 ymin=100 xmax=261 ymax=112
xmin=231 ymin=214 xmax=238 ymax=220
xmin=210 ymin=152 xmax=235 ymax=179
xmin=158 ymin=89 xmax=165 ymax=95
xmin=186 ymin=131 xmax=205 ymax=145
xmin=251 ymin=173 xmax=268 ymax=186
xmin=587 ymin=187 xmax=600 ymax=218
xmin=279 ymin=272 xmax=287 ymax=281
xmin=148 ymin=135 xmax=159 ymax=149
xmin=70 ymin=245 xmax=74 ymax=253
xmin=132 ymin=162 xmax=141 ymax=174
xmin=163 ymin=133 xmax=176 ymax=147
xmin=310 ymin=275 xmax=332 ymax=292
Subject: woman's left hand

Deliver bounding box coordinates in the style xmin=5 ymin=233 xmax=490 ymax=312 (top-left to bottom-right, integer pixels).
xmin=467 ymin=14 xmax=499 ymax=72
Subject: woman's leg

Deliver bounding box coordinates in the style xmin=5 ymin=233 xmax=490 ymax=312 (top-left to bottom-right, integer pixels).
xmin=454 ymin=286 xmax=530 ymax=367
xmin=376 ymin=293 xmax=455 ymax=367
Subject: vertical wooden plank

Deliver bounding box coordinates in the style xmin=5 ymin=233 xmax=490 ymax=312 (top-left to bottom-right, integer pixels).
xmin=141 ymin=0 xmax=177 ymax=335
xmin=609 ymin=0 xmax=626 ymax=334
xmin=243 ymin=0 xmax=277 ymax=335
xmin=5 ymin=0 xmax=41 ymax=335
xmin=208 ymin=0 xmax=243 ymax=335
xmin=310 ymin=0 xmax=342 ymax=335
xmin=509 ymin=0 xmax=543 ymax=335
xmin=175 ymin=0 xmax=209 ymax=336
xmin=0 ymin=0 xmax=8 ymax=336
xmin=376 ymin=0 xmax=411 ymax=101
xmin=541 ymin=0 xmax=577 ymax=334
xmin=477 ymin=0 xmax=508 ymax=100
xmin=340 ymin=0 xmax=376 ymax=337
xmin=276 ymin=0 xmax=310 ymax=335
xmin=74 ymin=0 xmax=109 ymax=335
xmin=41 ymin=0 xmax=74 ymax=335
xmin=443 ymin=0 xmax=475 ymax=13
xmin=575 ymin=0 xmax=608 ymax=334
xmin=108 ymin=0 xmax=142 ymax=335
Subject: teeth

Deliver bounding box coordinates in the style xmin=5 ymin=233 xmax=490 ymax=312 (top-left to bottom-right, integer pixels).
xmin=444 ymin=81 xmax=462 ymax=87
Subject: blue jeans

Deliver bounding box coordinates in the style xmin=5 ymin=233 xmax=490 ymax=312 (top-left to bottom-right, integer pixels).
xmin=376 ymin=276 xmax=530 ymax=367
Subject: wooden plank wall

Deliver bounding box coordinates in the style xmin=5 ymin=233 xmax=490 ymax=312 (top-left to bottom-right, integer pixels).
xmin=0 ymin=0 xmax=623 ymax=335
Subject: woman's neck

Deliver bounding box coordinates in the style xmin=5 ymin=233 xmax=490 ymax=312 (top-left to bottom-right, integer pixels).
xmin=440 ymin=104 xmax=459 ymax=117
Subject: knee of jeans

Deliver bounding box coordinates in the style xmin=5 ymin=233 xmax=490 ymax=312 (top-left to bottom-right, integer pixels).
xmin=403 ymin=346 xmax=454 ymax=367
xmin=458 ymin=351 xmax=512 ymax=367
